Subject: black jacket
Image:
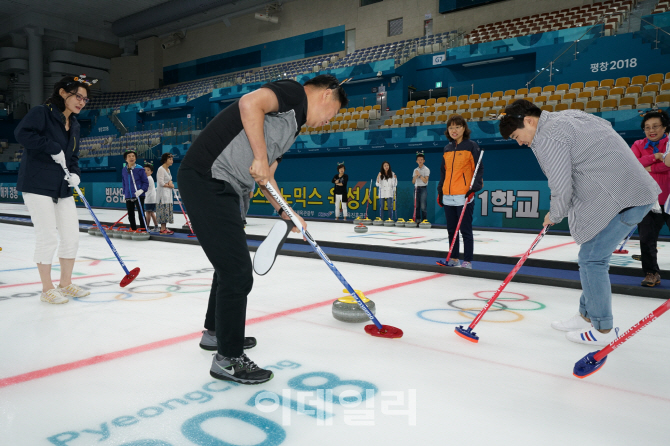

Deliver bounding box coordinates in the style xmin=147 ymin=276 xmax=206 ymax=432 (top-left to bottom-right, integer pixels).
xmin=15 ymin=103 xmax=81 ymax=199
xmin=332 ymin=173 xmax=348 ymax=202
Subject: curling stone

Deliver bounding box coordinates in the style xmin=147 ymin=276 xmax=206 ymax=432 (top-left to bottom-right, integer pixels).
xmin=354 ymin=224 xmax=368 ymax=234
xmin=372 ymin=217 xmax=383 ymax=226
xmin=121 ymin=229 xmax=134 ymax=240
xmin=361 ymin=218 xmax=372 ymax=226
xmin=332 ymin=289 xmax=376 ymax=323
xmin=131 ymin=229 xmax=151 ymax=241
xmin=406 ymin=219 xmax=416 ymax=227
xmin=353 ymin=217 xmax=362 ymax=224
xmin=419 ymin=219 xmax=432 ymax=229
xmin=395 ymin=218 xmax=406 ymax=227
xmin=88 ymin=225 xmax=98 ymax=236
xmin=384 ymin=218 xmax=395 ymax=227
xmin=112 ymin=227 xmax=125 ymax=239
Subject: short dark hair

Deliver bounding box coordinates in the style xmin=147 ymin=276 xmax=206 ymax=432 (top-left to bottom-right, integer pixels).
xmin=304 ymin=74 xmax=349 ymax=108
xmin=499 ymin=99 xmax=542 ymax=140
xmin=445 ymin=114 xmax=471 ymax=141
xmin=337 ymin=162 xmax=345 ymax=170
xmin=123 ymin=149 xmax=137 ymax=160
xmin=641 ymin=109 xmax=670 ymax=131
xmin=161 ymin=153 xmax=174 ymax=164
xmin=46 ymin=75 xmax=91 ymax=112
xmin=416 ymin=152 xmax=425 ymax=160
xmin=143 ymin=163 xmax=153 ymax=171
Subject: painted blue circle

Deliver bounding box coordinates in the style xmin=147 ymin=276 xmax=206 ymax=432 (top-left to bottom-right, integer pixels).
xmin=417 ymin=308 xmax=478 ymax=325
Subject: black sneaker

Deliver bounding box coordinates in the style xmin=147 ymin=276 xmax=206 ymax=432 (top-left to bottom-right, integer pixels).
xmin=199 ymin=330 xmax=257 ymax=350
xmin=210 ymin=353 xmax=273 ymax=384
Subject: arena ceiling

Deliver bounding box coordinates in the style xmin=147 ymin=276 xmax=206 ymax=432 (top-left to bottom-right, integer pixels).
xmin=0 ymin=0 xmax=288 ymax=45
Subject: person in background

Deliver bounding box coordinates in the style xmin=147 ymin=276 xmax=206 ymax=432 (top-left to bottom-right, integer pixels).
xmin=499 ymin=99 xmax=659 ymax=347
xmin=412 ymin=152 xmax=430 ymax=222
xmin=630 ymin=109 xmax=670 ymax=287
xmin=376 ymin=161 xmax=397 ymax=220
xmin=14 ymin=75 xmax=93 ymax=304
xmin=156 ymin=153 xmax=175 ymax=235
xmin=332 ymin=162 xmax=348 ymax=220
xmin=438 ymin=115 xmax=483 ymax=269
xmin=144 ymin=162 xmax=158 ymax=231
xmin=121 ymin=150 xmax=148 ymax=231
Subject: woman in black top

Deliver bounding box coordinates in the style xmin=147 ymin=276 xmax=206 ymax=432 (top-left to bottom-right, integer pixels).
xmin=14 ymin=75 xmax=94 ymax=304
xmin=332 ymin=162 xmax=348 ymax=220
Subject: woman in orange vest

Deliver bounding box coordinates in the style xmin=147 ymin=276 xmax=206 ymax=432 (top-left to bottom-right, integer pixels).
xmin=437 ymin=115 xmax=484 ymax=269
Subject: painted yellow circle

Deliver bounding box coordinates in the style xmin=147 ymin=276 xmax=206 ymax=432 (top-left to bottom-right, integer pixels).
xmin=458 ymin=308 xmax=524 ymax=323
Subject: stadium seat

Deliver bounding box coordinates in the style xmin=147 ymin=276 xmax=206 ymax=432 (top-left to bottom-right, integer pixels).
xmin=543 ymin=85 xmax=556 ymax=94
xmin=615 ymin=77 xmax=630 ymax=88
xmin=600 ymin=79 xmax=615 ymax=90
xmin=600 ymin=99 xmax=618 ymax=112
xmin=380 ymin=119 xmax=393 ymax=129
xmin=406 ymin=100 xmax=416 ymax=108
xmin=395 ymin=110 xmax=405 ymax=117
xmin=425 ymin=115 xmax=437 ymax=125
xmin=503 ymin=90 xmax=516 ymax=100
xmin=414 ymin=116 xmax=425 ymax=126
xmin=569 ymin=82 xmax=584 ymax=94
xmin=583 ymin=81 xmax=599 ymax=93
xmin=585 ymin=100 xmax=601 ymax=113
xmin=576 ymin=91 xmax=592 ymax=104
xmin=608 ymin=87 xmax=625 ymax=100
xmin=642 ymin=84 xmax=659 ymax=99
xmin=392 ymin=118 xmax=403 ymax=128
xmin=625 ymin=86 xmax=641 ymax=99
xmin=648 ymin=73 xmax=665 ymax=85
xmin=556 ymin=83 xmax=570 ymax=94
xmin=447 ymin=96 xmax=457 ymax=103
xmin=555 ymin=103 xmax=569 ymax=111
xmin=630 ymin=75 xmax=647 ymax=87
xmin=561 ymin=93 xmax=577 ymax=104
xmin=656 ymin=94 xmax=670 ymax=108
xmin=427 ymin=98 xmax=437 ymax=107
xmin=417 ymin=99 xmax=426 ymax=107
xmin=459 ymin=103 xmax=470 ymax=111
xmin=540 ymin=105 xmax=554 ymax=112
xmin=447 ymin=104 xmax=458 ymax=112
xmin=547 ymin=94 xmax=561 ymax=106
xmin=461 ymin=112 xmax=472 ymax=120
xmin=528 ymin=87 xmax=542 ymax=97
xmin=436 ymin=114 xmax=448 ymax=123
xmin=638 ymin=96 xmax=654 ymax=107
xmin=436 ymin=97 xmax=447 ymax=104
xmin=570 ymin=102 xmax=585 ymax=110
xmin=472 ymin=110 xmax=485 ymax=121
xmin=534 ymin=95 xmax=547 ymax=106
xmin=618 ymin=97 xmax=636 ymax=109
xmin=480 ymin=92 xmax=492 ymax=100
xmin=481 ymin=101 xmax=494 ymax=111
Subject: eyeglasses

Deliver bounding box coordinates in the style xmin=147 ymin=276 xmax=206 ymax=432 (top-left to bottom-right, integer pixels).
xmin=448 ymin=126 xmax=463 ymax=130
xmin=644 ymin=124 xmax=664 ymax=132
xmin=71 ymin=93 xmax=89 ymax=104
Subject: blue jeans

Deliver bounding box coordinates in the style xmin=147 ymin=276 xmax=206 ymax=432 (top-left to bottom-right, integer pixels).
xmin=578 ymin=204 xmax=652 ymax=330
xmin=415 ymin=187 xmax=427 ymax=221
xmin=379 ymin=197 xmax=393 ymax=219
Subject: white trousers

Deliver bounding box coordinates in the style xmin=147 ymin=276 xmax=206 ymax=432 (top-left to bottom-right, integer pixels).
xmin=335 ymin=194 xmax=347 ymax=218
xmin=22 ymin=193 xmax=80 ymax=264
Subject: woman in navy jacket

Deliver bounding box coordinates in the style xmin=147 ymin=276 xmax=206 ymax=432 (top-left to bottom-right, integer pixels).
xmin=15 ymin=75 xmax=93 ymax=304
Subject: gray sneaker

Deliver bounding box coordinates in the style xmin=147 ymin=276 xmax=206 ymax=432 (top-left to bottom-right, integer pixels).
xmin=199 ymin=330 xmax=257 ymax=351
xmin=210 ymin=353 xmax=273 ymax=384
xmin=447 ymin=258 xmax=461 ymax=267
xmin=461 ymin=261 xmax=472 ymax=269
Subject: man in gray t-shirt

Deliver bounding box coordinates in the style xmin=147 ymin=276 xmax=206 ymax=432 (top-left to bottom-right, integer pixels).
xmin=412 ymin=152 xmax=430 ymax=222
xmin=178 ymin=75 xmax=348 ymax=385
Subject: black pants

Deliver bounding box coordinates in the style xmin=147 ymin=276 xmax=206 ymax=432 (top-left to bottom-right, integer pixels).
xmin=178 ymin=164 xmax=252 ymax=358
xmin=125 ymin=197 xmax=146 ymax=230
xmin=444 ymin=201 xmax=475 ymax=262
xmin=638 ymin=209 xmax=670 ymax=275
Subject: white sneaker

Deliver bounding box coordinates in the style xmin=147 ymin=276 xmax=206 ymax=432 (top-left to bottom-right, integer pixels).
xmin=551 ymin=313 xmax=592 ymax=332
xmin=566 ymin=327 xmax=619 ymax=347
xmin=40 ymin=288 xmax=69 ymax=304
xmin=58 ymin=283 xmax=90 ymax=298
